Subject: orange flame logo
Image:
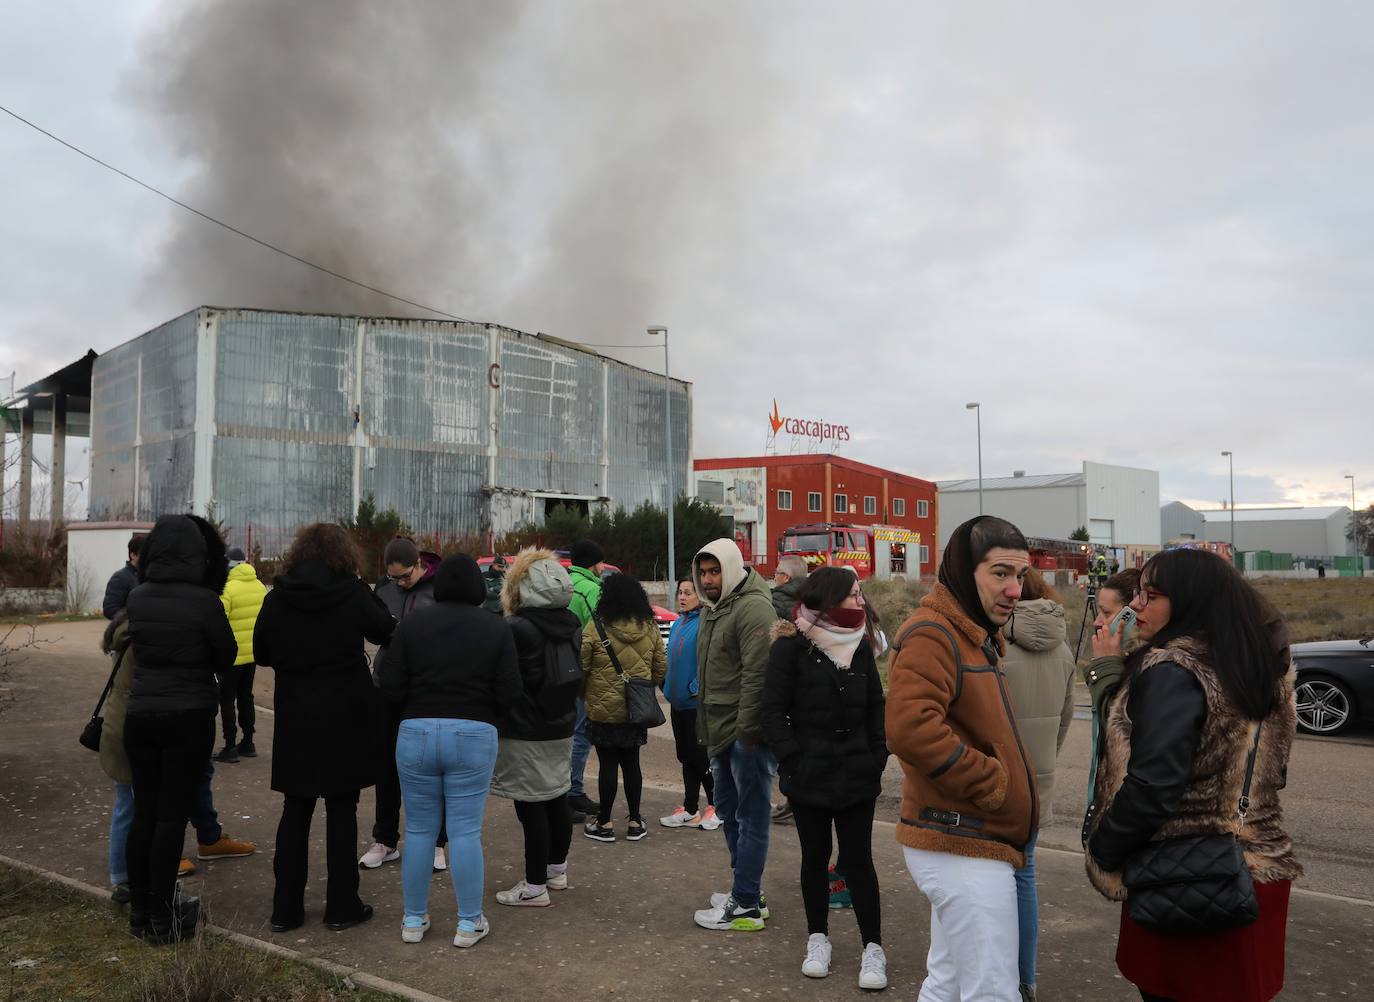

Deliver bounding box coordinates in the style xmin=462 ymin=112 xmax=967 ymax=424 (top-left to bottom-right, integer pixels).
xmin=769 ymin=399 xmax=784 ymax=435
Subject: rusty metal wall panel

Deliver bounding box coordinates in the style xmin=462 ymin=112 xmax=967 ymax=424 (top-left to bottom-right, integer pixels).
xmin=215 ymin=311 xmax=354 ymax=435
xmin=213 ymin=436 xmax=353 ymax=555
xmin=496 ymin=333 xmax=605 ymax=496
xmin=89 ymin=309 xmax=199 ymax=521
xmin=605 ymin=362 xmax=691 ymax=511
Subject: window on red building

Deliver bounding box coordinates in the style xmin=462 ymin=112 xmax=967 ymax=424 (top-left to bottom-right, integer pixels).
xmin=777 ymin=490 xmax=792 ymax=511
xmin=808 ymin=492 xmax=822 ymax=512
xmin=893 ymin=498 xmax=906 ymax=517
xmin=834 ymin=493 xmax=848 ymax=514
xmin=917 ymin=499 xmax=929 ymax=518
xmin=863 ymin=496 xmax=877 ymax=516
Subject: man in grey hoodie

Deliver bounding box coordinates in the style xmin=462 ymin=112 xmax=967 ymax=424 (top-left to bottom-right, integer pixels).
xmin=690 ymin=538 xmax=779 ymax=932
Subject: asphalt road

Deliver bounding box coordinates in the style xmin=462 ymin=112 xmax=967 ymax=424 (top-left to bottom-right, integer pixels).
xmin=1 ymin=620 xmax=1370 ymax=1001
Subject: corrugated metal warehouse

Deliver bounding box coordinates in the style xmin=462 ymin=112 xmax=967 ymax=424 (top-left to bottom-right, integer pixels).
xmin=1188 ymin=504 xmax=1355 ymax=558
xmin=88 ymin=307 xmax=691 ymax=554
xmin=938 ymin=461 xmax=1162 ymax=548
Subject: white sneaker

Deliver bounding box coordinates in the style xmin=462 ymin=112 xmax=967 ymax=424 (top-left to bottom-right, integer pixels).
xmin=709 ymin=890 xmax=770 ymax=920
xmin=433 ymin=846 xmax=447 ymax=872
xmin=546 ymin=868 xmax=569 ymax=891
xmin=453 ymin=915 xmax=490 ymax=948
xmin=802 ymin=933 xmax=832 ymax=978
xmin=859 ymin=942 xmax=888 ymax=990
xmin=401 ymin=914 xmax=430 ymax=944
xmin=660 ymin=807 xmax=701 ymax=828
xmin=496 ymin=880 xmax=551 ymax=907
xmin=694 ymin=895 xmax=765 ymax=931
xmin=697 ymin=805 xmax=723 ymax=830
xmin=358 ymin=842 xmax=399 ymax=869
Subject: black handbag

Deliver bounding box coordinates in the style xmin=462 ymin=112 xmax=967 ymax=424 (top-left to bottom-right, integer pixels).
xmin=1122 ymin=723 xmax=1263 ymax=936
xmin=592 ymin=617 xmax=666 ymax=730
xmin=79 ymin=649 xmax=125 ymax=752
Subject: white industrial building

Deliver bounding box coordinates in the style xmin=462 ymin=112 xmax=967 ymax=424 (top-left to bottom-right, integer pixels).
xmin=1168 ymin=504 xmax=1355 ymax=557
xmin=939 ymin=461 xmax=1162 ymax=547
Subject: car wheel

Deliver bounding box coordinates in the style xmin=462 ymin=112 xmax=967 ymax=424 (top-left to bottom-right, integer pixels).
xmin=1295 ymin=675 xmax=1356 ymax=736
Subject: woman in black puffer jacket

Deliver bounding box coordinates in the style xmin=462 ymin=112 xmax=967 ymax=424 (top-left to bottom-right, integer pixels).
xmin=123 ymin=513 xmax=236 ymax=943
xmin=762 ymin=566 xmax=888 ymax=988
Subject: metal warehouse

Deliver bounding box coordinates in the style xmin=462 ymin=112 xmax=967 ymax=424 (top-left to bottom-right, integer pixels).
xmin=88 ymin=307 xmax=691 ymax=553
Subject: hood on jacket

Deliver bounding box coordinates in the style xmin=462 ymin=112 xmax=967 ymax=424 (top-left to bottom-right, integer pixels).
xmin=226 ymin=562 xmax=259 ymax=586
xmin=139 ymin=514 xmax=228 ymax=593
xmin=693 ymin=538 xmax=747 ymax=610
xmin=602 ymin=616 xmax=660 ymax=646
xmin=1006 ymin=598 xmax=1067 ymax=653
xmin=272 ymin=558 xmax=363 ymax=611
xmin=433 ymin=554 xmax=486 ymax=604
xmin=502 ymin=548 xmax=573 ymax=615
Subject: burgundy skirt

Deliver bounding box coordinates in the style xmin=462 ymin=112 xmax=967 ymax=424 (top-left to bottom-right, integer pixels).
xmin=1117 ymin=879 xmax=1291 ymax=1002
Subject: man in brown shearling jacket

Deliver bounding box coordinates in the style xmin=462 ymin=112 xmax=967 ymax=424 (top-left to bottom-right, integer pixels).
xmin=886 ymin=515 xmax=1038 ymax=1002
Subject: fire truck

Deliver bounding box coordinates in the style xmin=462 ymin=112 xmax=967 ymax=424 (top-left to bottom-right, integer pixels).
xmin=777 ymin=523 xmax=922 ymax=581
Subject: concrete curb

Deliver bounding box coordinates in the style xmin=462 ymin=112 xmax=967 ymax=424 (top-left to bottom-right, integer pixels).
xmin=0 ymin=853 xmax=456 ymax=1002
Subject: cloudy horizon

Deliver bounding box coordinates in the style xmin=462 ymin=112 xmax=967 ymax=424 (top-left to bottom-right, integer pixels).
xmin=2 ymin=1 xmax=1370 ymax=522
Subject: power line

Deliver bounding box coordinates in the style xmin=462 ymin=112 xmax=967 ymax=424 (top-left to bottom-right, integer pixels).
xmin=0 ymin=102 xmax=479 ymax=324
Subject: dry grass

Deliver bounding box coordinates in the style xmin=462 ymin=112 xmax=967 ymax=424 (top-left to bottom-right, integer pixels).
xmin=0 ymin=865 xmax=398 ymax=1002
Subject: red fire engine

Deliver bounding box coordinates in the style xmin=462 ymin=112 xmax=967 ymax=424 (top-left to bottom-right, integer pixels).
xmin=777 ymin=523 xmax=922 ymax=581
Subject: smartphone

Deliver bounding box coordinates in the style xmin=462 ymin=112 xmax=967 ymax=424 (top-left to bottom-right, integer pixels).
xmin=1108 ymin=606 xmax=1137 ymax=644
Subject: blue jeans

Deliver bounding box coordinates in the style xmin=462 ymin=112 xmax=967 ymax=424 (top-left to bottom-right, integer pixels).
xmin=396 ymin=718 xmax=498 ymax=924
xmin=190 ymin=756 xmax=221 ymax=846
xmin=569 ymin=698 xmax=590 ymax=798
xmin=110 ymin=783 xmax=135 ymax=886
xmin=1013 ymin=829 xmax=1040 ymax=987
xmin=709 ymin=741 xmax=776 ymax=908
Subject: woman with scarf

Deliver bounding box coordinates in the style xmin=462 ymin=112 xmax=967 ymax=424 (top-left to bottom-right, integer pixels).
xmin=762 ymin=566 xmax=889 ymax=991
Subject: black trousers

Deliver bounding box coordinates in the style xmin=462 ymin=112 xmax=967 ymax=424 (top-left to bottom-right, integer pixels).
xmin=513 ymin=797 xmax=573 ymax=885
xmin=273 ymin=791 xmax=365 ymax=925
xmin=792 ymin=799 xmax=881 ymax=946
xmin=669 ymin=708 xmax=714 ymax=814
xmin=1140 ymin=994 xmax=1176 ymax=1002
xmin=124 ymin=709 xmax=215 ymax=926
xmin=217 ymin=663 xmax=256 ymax=745
xmin=594 ymin=744 xmax=643 ymax=824
xmin=374 ymin=703 xmax=445 ymax=848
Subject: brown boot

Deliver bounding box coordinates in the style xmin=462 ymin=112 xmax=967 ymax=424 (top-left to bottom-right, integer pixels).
xmin=178 ymin=857 xmax=197 ymax=877
xmin=197 ymin=834 xmax=257 ymax=860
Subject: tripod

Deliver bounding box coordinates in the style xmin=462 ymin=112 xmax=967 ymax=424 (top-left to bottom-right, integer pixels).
xmin=1074 ymin=584 xmax=1098 ymax=662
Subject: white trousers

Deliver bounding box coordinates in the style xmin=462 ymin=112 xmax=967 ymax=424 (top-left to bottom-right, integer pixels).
xmin=904 ymin=846 xmax=1020 ymax=1002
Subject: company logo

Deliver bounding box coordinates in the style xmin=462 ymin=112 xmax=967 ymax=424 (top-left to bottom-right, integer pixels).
xmin=768 ymin=399 xmax=851 ymax=443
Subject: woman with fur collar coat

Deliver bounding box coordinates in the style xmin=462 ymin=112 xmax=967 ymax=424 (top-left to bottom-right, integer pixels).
xmin=1085 ymin=548 xmax=1300 ymax=1002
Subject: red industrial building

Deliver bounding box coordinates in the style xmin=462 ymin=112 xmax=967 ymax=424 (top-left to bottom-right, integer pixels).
xmin=693 ymin=454 xmax=939 ymax=578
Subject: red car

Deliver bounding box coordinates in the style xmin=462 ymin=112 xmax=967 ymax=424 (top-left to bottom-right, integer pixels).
xmin=477 ymin=555 xmax=677 ymax=640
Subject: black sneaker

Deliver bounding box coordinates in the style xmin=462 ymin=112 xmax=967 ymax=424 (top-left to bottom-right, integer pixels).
xmin=568 ymin=793 xmax=600 ymax=817
xmin=237 ymin=739 xmax=257 ymax=758
xmin=111 ymin=883 xmax=131 ymax=905
xmin=324 ymin=903 xmax=374 ymax=932
xmin=570 ymin=807 xmax=588 ymax=825
xmin=625 ymin=820 xmax=647 ymax=842
xmin=145 ymin=896 xmax=201 ymax=945
xmin=583 ymin=820 xmax=615 ymax=843
xmin=213 ymin=745 xmax=240 ymax=764
xmin=771 ymin=802 xmax=793 ymax=824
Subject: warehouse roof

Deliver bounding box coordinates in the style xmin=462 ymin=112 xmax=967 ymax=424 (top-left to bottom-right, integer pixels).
xmin=1198 ymin=506 xmax=1349 ymax=523
xmin=938 ymin=472 xmax=1085 ymax=492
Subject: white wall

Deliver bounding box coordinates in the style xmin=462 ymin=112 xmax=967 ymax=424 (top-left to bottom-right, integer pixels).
xmin=66 ymin=522 xmax=153 ymax=615
xmin=938 ymin=483 xmax=1086 ymax=541
xmin=1085 ymin=462 xmax=1161 ymax=546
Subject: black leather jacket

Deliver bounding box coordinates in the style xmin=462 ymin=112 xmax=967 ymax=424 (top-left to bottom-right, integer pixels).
xmin=1088 ymin=662 xmax=1206 ymax=872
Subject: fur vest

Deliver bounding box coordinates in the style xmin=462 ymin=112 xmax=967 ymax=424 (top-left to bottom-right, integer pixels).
xmin=1085 ymin=636 xmax=1302 ymax=900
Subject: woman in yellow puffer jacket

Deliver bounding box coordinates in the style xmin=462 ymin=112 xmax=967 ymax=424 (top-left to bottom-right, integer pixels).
xmin=217 ymin=547 xmax=268 ymax=762
xmin=579 ymin=573 xmax=666 ymax=843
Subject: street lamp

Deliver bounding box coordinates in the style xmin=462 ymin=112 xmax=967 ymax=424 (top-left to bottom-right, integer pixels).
xmin=648 ymin=326 xmax=675 ymax=606
xmin=1346 ymin=474 xmax=1359 ymax=565
xmin=1221 ymin=451 xmax=1235 ymax=554
xmin=966 ymin=402 xmax=983 ymax=515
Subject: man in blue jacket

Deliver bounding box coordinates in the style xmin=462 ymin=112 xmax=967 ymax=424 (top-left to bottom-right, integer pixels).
xmin=659 ymin=576 xmax=720 ymax=830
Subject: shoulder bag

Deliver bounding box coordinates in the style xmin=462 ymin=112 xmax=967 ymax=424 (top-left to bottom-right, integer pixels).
xmin=592 ymin=617 xmax=666 ymax=729
xmin=79 ymin=648 xmax=125 ymax=752
xmin=1121 ymin=722 xmax=1263 ymax=936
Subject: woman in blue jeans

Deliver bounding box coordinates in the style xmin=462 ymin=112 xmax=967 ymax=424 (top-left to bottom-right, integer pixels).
xmin=381 ymin=554 xmax=523 ymax=947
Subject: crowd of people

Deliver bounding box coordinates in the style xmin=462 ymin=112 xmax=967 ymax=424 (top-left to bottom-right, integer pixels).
xmin=92 ymin=511 xmax=1299 ymax=1001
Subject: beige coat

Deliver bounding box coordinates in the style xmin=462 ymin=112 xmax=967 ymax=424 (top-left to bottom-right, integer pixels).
xmin=1001 ymin=598 xmax=1077 ymax=820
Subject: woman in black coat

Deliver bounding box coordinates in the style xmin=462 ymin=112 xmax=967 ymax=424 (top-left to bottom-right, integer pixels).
xmin=762 ymin=567 xmax=888 ymax=989
xmin=123 ymin=513 xmax=236 ymax=943
xmin=253 ymin=523 xmax=395 ymax=933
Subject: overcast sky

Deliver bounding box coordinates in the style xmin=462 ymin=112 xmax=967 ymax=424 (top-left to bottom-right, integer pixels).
xmin=2 ymin=1 xmax=1371 ymax=520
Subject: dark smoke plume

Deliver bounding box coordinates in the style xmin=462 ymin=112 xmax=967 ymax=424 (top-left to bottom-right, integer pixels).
xmin=137 ymin=1 xmax=786 ymax=339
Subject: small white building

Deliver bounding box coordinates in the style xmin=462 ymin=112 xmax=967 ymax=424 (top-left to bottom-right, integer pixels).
xmin=66 ymin=521 xmax=154 ymax=615
xmin=939 ymin=461 xmax=1161 ymax=547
